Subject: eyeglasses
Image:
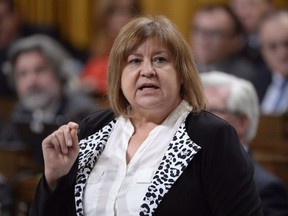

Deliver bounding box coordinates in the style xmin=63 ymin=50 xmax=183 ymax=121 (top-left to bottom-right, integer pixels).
xmin=261 ymin=39 xmax=288 ymax=52
xmin=192 ymin=26 xmax=235 ymax=40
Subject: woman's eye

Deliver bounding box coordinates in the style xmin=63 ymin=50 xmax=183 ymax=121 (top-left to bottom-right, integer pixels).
xmin=128 ymin=58 xmax=141 ymax=65
xmin=154 ymin=57 xmax=167 ymax=64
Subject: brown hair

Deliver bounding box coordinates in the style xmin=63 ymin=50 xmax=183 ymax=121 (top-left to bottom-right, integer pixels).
xmin=108 ymin=15 xmax=206 ymax=116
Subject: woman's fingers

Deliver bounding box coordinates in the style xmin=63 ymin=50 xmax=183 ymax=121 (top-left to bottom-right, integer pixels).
xmin=54 ymin=128 xmax=68 ymax=154
xmin=67 ymin=122 xmax=79 ymax=148
xmin=60 ymin=126 xmax=72 ymax=148
xmin=62 ymin=122 xmax=79 ymax=147
xmin=50 ymin=132 xmax=61 ymax=153
xmin=44 ymin=122 xmax=79 ymax=155
xmin=71 ymin=127 xmax=79 ymax=150
xmin=67 ymin=121 xmax=79 ymax=130
xmin=43 ymin=131 xmax=61 ymax=150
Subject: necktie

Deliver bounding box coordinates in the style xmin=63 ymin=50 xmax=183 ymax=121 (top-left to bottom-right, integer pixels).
xmin=273 ymin=79 xmax=286 ymax=112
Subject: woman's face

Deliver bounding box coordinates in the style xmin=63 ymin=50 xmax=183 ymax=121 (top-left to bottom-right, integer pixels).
xmin=121 ymin=38 xmax=182 ymax=116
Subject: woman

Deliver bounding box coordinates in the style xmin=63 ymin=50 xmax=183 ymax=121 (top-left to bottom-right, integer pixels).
xmin=80 ymin=0 xmax=141 ymax=95
xmin=30 ymin=16 xmax=263 ymax=216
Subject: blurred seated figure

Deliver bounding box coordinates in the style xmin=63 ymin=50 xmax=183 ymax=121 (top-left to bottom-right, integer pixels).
xmin=0 ymin=0 xmax=61 ymax=97
xmin=229 ymin=0 xmax=274 ymax=63
xmin=229 ymin=0 xmax=274 ymax=103
xmin=0 ymin=0 xmax=16 ymax=96
xmin=201 ymin=71 xmax=288 ymax=216
xmin=190 ymin=4 xmax=258 ymax=86
xmin=0 ymin=173 xmax=11 ymax=215
xmin=80 ymin=0 xmax=140 ymax=95
xmin=2 ymin=34 xmax=99 ymax=164
xmin=258 ymin=10 xmax=288 ymax=115
xmin=229 ymin=0 xmax=274 ymax=61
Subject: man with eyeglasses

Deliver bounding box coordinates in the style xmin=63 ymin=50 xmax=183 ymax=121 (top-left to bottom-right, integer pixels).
xmin=201 ymin=71 xmax=288 ymax=216
xmin=259 ymin=10 xmax=288 ymax=115
xmin=229 ymin=0 xmax=274 ymax=62
xmin=229 ymin=0 xmax=274 ymax=103
xmin=190 ymin=5 xmax=258 ymax=86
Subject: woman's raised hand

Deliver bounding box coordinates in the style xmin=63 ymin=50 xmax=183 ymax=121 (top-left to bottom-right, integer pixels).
xmin=42 ymin=122 xmax=79 ymax=191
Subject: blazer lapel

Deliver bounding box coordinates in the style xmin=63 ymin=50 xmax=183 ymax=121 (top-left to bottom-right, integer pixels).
xmin=74 ymin=119 xmax=116 ymax=216
xmin=140 ymin=121 xmax=201 ymax=216
xmin=73 ymin=117 xmax=200 ymax=216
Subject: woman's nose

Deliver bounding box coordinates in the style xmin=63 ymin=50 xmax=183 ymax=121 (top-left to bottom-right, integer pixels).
xmin=140 ymin=60 xmax=156 ymax=77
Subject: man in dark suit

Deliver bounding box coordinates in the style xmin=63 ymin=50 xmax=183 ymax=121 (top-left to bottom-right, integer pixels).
xmin=258 ymin=10 xmax=288 ymax=115
xmin=201 ymin=71 xmax=288 ymax=216
xmin=190 ymin=5 xmax=258 ymax=86
xmin=2 ymin=34 xmax=99 ymax=165
xmin=0 ymin=173 xmax=11 ymax=215
xmin=229 ymin=0 xmax=274 ymax=102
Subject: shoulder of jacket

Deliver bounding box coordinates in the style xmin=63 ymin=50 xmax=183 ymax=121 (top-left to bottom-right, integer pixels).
xmin=185 ymin=110 xmax=234 ymax=146
xmin=78 ymin=109 xmax=115 ymax=139
xmin=185 ymin=110 xmax=230 ymax=130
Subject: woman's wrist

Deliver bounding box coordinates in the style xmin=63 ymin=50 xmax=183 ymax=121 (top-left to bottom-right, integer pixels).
xmin=44 ymin=171 xmax=60 ymax=192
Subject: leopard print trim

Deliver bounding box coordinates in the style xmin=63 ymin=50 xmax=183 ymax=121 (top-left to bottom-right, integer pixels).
xmin=140 ymin=122 xmax=201 ymax=216
xmin=74 ymin=119 xmax=200 ymax=216
xmin=75 ymin=119 xmax=116 ymax=216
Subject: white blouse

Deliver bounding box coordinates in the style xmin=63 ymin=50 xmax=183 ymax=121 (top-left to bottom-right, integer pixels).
xmin=83 ymin=101 xmax=191 ymax=215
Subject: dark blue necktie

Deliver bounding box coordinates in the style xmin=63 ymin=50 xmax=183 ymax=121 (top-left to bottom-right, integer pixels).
xmin=273 ymin=79 xmax=286 ymax=111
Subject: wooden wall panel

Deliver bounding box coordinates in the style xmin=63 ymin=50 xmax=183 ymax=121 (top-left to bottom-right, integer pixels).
xmin=13 ymin=0 xmax=288 ymax=50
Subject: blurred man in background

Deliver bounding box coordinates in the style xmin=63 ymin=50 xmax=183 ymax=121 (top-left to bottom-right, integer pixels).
xmin=2 ymin=34 xmax=98 ymax=164
xmin=0 ymin=0 xmax=60 ymax=96
xmin=201 ymin=71 xmax=288 ymax=216
xmin=229 ymin=0 xmax=274 ymax=102
xmin=0 ymin=173 xmax=11 ymax=215
xmin=229 ymin=0 xmax=274 ymax=62
xmin=258 ymin=10 xmax=288 ymax=115
xmin=0 ymin=0 xmax=83 ymax=97
xmin=80 ymin=0 xmax=141 ymax=95
xmin=190 ymin=5 xmax=257 ymax=85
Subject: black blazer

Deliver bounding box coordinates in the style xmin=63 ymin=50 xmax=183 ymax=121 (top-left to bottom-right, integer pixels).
xmin=29 ymin=109 xmax=263 ymax=216
xmin=253 ymin=160 xmax=288 ymax=215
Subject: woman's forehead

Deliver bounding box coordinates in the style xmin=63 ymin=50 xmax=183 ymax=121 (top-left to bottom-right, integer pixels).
xmin=128 ymin=37 xmax=171 ymax=54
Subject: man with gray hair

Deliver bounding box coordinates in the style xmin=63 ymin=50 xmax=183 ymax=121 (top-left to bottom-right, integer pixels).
xmin=201 ymin=71 xmax=288 ymax=216
xmin=2 ymin=34 xmax=99 ymax=164
xmin=258 ymin=10 xmax=288 ymax=115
